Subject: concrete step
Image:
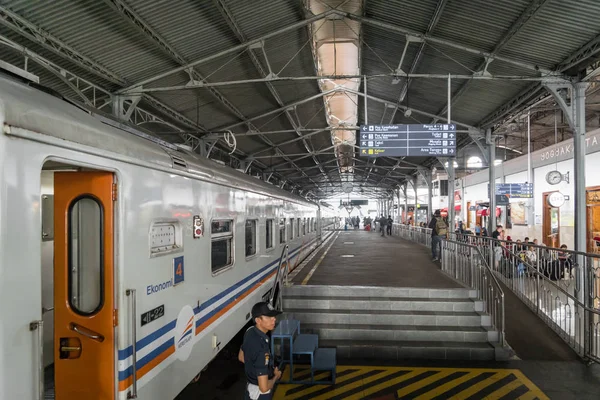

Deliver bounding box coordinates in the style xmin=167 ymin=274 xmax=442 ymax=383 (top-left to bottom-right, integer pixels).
xmin=300 ymin=323 xmax=494 ymax=343
xmin=287 ymin=308 xmax=490 ymax=327
xmin=320 ymin=339 xmax=495 ymax=361
xmin=284 ymin=285 xmax=476 ymax=299
xmin=283 ymin=295 xmax=483 ymax=313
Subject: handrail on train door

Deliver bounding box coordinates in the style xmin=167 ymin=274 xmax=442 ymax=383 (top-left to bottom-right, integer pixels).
xmin=269 ymin=244 xmax=289 ymax=311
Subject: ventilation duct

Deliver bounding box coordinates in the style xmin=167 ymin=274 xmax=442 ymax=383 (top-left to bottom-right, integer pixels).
xmin=307 ymin=0 xmax=362 ymax=186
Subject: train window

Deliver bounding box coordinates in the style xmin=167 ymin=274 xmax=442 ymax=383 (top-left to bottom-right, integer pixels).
xmin=245 ymin=219 xmax=257 ymax=258
xmin=289 ymin=219 xmax=294 ymax=240
xmin=266 ymin=219 xmax=274 ymax=250
xmin=68 ymin=196 xmax=103 ymax=315
xmin=295 ymin=218 xmax=300 ymax=238
xmin=302 ymin=218 xmax=306 ymax=235
xmin=279 ymin=218 xmax=286 ymax=244
xmin=211 ymin=219 xmax=234 ymax=274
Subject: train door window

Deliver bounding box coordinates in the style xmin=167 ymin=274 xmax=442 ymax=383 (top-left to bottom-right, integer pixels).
xmin=295 ymin=218 xmax=300 ymax=238
xmin=302 ymin=218 xmax=306 ymax=235
xmin=211 ymin=219 xmax=234 ymax=273
xmin=245 ymin=219 xmax=257 ymax=258
xmin=289 ymin=219 xmax=295 ymax=240
xmin=279 ymin=218 xmax=286 ymax=244
xmin=69 ymin=196 xmax=103 ymax=314
xmin=266 ymin=219 xmax=274 ymax=250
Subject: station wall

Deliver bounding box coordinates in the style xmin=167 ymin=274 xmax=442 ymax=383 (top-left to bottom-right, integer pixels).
xmin=459 ymin=127 xmax=600 ymax=250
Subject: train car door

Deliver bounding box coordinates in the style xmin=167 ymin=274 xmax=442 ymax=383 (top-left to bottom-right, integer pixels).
xmin=54 ymin=171 xmax=115 ymax=400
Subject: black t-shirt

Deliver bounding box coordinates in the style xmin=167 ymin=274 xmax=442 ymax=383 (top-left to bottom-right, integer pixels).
xmin=241 ymin=326 xmax=274 ymax=385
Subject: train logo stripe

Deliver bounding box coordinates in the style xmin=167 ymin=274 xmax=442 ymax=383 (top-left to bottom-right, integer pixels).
xmin=116 ymin=239 xmax=317 ymax=391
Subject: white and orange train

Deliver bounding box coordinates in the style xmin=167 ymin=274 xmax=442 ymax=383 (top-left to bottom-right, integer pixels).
xmin=0 ymin=69 xmax=337 ymax=399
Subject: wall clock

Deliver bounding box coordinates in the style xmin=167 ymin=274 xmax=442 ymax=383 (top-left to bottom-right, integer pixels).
xmin=546 ymin=170 xmax=562 ymax=185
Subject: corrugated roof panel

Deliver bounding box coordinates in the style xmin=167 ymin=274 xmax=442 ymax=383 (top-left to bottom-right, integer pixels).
xmin=294 ymin=99 xmax=329 ymax=129
xmin=451 ymin=80 xmax=530 ymax=125
xmin=127 ymin=0 xmax=240 ymax=62
xmin=433 ymin=0 xmax=531 ymax=52
xmin=361 ymin=25 xmax=415 ymax=74
xmin=4 ymin=0 xmax=178 ymax=83
xmin=149 ymin=88 xmax=237 ymax=130
xmin=224 ymin=0 xmax=304 ymax=41
xmin=497 ymin=0 xmax=600 ymax=69
xmin=0 ymin=25 xmax=120 ymax=90
xmin=210 ymin=83 xmax=281 ymax=119
xmin=366 ymin=0 xmax=441 ymax=34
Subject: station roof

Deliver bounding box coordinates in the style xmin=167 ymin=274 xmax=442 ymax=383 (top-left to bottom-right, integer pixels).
xmin=1 ymin=0 xmax=600 ymax=199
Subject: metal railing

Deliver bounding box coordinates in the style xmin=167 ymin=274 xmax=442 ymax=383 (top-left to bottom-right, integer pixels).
xmin=394 ymin=224 xmax=600 ymax=363
xmin=442 ymin=239 xmax=505 ymax=346
xmin=394 ymin=224 xmax=432 ymax=247
xmin=393 ymin=224 xmax=505 ymax=346
xmin=451 ymin=233 xmax=600 ymax=363
xmin=269 ymin=244 xmax=290 ymax=311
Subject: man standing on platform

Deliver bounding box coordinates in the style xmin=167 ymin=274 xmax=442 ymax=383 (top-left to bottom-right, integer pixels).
xmin=429 ymin=210 xmax=448 ymax=261
xmin=238 ymin=302 xmax=283 ymax=399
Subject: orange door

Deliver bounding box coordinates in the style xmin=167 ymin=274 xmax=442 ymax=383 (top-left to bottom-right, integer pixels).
xmin=54 ymin=171 xmax=115 ymax=400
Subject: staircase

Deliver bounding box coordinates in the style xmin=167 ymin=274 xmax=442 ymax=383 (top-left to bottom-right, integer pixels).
xmin=282 ymin=285 xmax=510 ymax=361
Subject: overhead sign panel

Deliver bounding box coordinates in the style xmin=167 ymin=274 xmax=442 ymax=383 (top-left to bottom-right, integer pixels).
xmin=359 ymin=124 xmax=457 ymax=157
xmin=488 ymin=183 xmax=533 ymax=198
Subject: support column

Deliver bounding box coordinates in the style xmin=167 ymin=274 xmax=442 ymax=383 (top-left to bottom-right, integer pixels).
xmin=573 ymin=82 xmax=588 ymax=256
xmin=403 ymin=183 xmax=408 ymax=223
xmin=426 ymin=171 xmax=433 ymax=224
xmin=487 ymin=129 xmax=497 ymax=235
xmin=409 ymin=177 xmax=417 ymax=226
xmin=448 ymin=161 xmax=456 ymax=232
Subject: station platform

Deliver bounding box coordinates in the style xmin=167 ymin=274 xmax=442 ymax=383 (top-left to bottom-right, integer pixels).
xmin=180 ymin=338 xmax=600 ymax=400
xmin=288 ymin=230 xmax=578 ymax=363
xmin=290 ymin=230 xmax=461 ymax=288
xmin=180 ymin=230 xmax=600 ymax=400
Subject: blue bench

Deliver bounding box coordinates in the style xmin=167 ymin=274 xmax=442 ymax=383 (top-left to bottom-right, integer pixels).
xmin=271 ymin=319 xmax=336 ymax=385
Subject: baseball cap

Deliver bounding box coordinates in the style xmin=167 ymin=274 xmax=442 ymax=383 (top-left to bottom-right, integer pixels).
xmin=252 ymin=301 xmax=282 ymax=318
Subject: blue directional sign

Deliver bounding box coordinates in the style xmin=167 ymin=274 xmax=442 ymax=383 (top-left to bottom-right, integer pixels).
xmin=359 ymin=124 xmax=457 ymax=157
xmin=488 ymin=183 xmax=533 ymax=198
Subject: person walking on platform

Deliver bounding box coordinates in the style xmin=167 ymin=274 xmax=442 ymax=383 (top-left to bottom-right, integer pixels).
xmin=387 ymin=215 xmax=393 ymax=236
xmin=428 ymin=210 xmax=448 ymax=261
xmin=379 ymin=214 xmax=387 ymax=236
xmin=238 ymin=302 xmax=282 ymax=399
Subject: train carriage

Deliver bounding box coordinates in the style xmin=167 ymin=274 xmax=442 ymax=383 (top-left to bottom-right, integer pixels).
xmin=0 ymin=70 xmax=335 ymax=400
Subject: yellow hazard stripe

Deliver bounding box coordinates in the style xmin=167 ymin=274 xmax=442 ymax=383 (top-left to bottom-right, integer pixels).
xmin=273 ymin=365 xmax=549 ymax=400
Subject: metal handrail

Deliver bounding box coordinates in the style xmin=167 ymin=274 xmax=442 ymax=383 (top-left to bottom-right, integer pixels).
xmin=269 ymin=244 xmax=289 ymax=310
xmin=29 ymin=320 xmax=44 ymax=400
xmin=403 ymin=228 xmax=600 ymax=363
xmin=442 ymin=239 xmax=505 ymax=346
xmin=126 ymin=289 xmax=138 ymax=399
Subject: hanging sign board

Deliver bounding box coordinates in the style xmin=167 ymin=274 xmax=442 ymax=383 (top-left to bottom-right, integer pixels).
xmin=359 ymin=124 xmax=456 ymax=157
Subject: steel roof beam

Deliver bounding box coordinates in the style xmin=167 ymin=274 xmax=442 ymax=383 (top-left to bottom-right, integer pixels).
xmin=389 ymin=0 xmax=449 ymax=123
xmin=249 ymin=128 xmax=330 ymax=156
xmin=0 ymin=6 xmax=125 ymax=86
xmin=339 ymin=11 xmax=553 ymax=75
xmin=0 ymin=9 xmax=210 ymax=134
xmin=128 ymin=73 xmax=558 ymax=92
xmin=215 ymin=89 xmax=335 ymax=132
xmin=480 ymin=20 xmax=600 ymax=129
xmin=102 ymin=0 xmax=320 ymax=187
xmin=345 ymin=87 xmax=477 ymax=129
xmin=432 ymin=0 xmax=551 ymax=124
xmin=212 ymin=0 xmax=330 ymax=184
xmin=116 ymin=9 xmax=339 ymax=93
xmin=0 ymin=28 xmax=284 ymax=182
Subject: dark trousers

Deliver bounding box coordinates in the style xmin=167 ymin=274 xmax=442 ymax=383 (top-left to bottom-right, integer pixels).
xmin=431 ymin=235 xmax=443 ymax=259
